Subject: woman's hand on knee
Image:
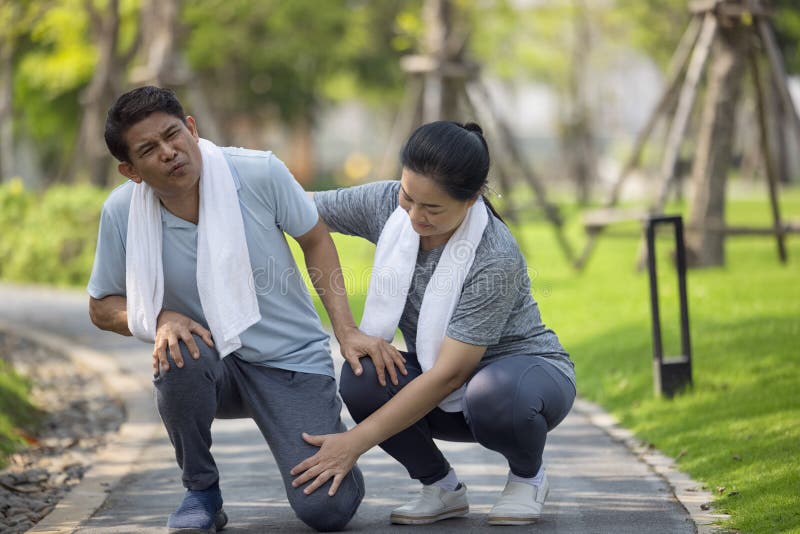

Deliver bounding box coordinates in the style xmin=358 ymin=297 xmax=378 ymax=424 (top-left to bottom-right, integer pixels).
xmin=291 ymin=431 xmax=365 ymax=496
xmin=338 ymin=327 xmax=406 ymax=386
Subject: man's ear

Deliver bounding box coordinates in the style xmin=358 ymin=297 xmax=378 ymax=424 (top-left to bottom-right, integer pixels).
xmin=118 ymin=161 xmax=142 ymax=183
xmin=185 ymin=115 xmax=199 ymax=141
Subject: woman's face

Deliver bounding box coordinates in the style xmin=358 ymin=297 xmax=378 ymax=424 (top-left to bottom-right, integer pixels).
xmin=399 ymin=167 xmax=476 ymax=239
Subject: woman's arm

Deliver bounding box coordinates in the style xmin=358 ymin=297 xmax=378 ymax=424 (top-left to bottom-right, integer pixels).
xmin=290 ymin=337 xmax=486 ymax=495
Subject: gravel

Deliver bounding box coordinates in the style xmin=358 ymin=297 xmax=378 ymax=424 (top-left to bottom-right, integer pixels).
xmin=0 ymin=331 xmax=125 ymax=533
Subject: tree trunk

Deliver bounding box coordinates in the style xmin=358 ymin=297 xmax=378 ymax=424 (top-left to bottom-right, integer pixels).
xmin=130 ymin=0 xmax=179 ymax=86
xmin=564 ymin=0 xmax=596 ymax=206
xmin=70 ymin=0 xmax=123 ymax=186
xmin=287 ymin=113 xmax=315 ymax=186
xmin=686 ymin=23 xmax=748 ymax=267
xmin=421 ymin=0 xmax=463 ymax=122
xmin=0 ymin=40 xmax=14 ymax=182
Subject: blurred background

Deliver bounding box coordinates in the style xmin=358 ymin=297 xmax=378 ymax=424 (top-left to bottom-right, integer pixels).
xmin=1 ymin=0 xmax=799 ymax=284
xmin=1 ymin=3 xmax=799 ymax=531
xmin=0 ymin=0 xmax=797 ymax=189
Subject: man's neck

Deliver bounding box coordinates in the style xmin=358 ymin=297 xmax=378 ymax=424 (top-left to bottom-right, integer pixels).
xmin=159 ymin=187 xmax=200 ymax=224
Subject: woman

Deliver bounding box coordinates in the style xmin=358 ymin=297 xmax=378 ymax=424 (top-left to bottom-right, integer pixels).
xmin=291 ymin=121 xmax=576 ymax=526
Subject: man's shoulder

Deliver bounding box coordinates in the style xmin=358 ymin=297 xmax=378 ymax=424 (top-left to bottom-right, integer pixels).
xmin=102 ymin=180 xmax=135 ymax=217
xmin=222 ymin=146 xmax=275 ymax=182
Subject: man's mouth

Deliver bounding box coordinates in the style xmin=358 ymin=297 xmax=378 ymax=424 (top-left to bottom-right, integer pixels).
xmin=169 ymin=162 xmax=186 ymax=175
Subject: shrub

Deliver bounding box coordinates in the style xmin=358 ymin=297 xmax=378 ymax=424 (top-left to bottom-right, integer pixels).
xmin=0 ymin=180 xmax=107 ymax=286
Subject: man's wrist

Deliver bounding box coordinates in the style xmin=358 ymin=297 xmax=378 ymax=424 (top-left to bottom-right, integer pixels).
xmin=332 ymin=323 xmax=359 ymax=343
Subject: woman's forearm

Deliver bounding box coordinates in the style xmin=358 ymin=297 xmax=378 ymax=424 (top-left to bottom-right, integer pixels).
xmin=347 ymin=368 xmax=462 ymax=454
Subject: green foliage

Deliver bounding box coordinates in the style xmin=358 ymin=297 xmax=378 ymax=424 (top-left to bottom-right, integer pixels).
xmin=0 ymin=358 xmax=42 ymax=465
xmin=182 ymin=0 xmax=414 ymax=122
xmin=774 ymin=0 xmax=800 ymax=74
xmin=0 ymin=180 xmax=107 ymax=286
xmin=609 ymin=0 xmax=690 ymax=69
xmin=10 ymin=0 xmax=140 ymax=175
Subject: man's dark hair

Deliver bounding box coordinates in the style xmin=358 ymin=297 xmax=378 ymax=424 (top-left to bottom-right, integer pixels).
xmin=104 ymin=86 xmax=186 ymax=162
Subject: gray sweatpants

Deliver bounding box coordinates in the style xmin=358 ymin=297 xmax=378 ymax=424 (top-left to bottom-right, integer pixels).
xmin=340 ymin=352 xmax=575 ymax=485
xmin=154 ymin=334 xmax=364 ymax=532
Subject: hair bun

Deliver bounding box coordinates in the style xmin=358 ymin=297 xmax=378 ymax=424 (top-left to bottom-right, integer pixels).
xmin=463 ymin=122 xmax=484 ymax=136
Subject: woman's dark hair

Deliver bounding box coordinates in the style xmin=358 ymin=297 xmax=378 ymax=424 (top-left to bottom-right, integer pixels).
xmin=400 ymin=121 xmax=504 ymax=223
xmin=104 ymin=86 xmax=187 ymax=163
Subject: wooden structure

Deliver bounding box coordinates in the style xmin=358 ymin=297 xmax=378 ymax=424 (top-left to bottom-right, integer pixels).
xmin=576 ymin=0 xmax=800 ymax=269
xmin=379 ymin=0 xmax=577 ymax=265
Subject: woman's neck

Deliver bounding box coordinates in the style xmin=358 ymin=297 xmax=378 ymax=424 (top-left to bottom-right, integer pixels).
xmin=420 ymin=229 xmax=456 ymax=251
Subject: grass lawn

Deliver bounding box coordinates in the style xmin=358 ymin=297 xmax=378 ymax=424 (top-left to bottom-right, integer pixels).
xmin=291 ymin=184 xmax=800 ymax=534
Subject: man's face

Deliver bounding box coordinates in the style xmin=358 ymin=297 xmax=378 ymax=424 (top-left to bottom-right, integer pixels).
xmin=118 ymin=112 xmax=202 ymax=200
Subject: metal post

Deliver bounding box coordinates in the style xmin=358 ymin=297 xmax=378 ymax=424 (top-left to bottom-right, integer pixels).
xmin=646 ymin=215 xmax=693 ymax=398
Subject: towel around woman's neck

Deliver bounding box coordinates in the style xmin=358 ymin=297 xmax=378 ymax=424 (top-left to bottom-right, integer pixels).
xmin=360 ymin=196 xmax=488 ymax=411
xmin=125 ymin=138 xmax=260 ymax=357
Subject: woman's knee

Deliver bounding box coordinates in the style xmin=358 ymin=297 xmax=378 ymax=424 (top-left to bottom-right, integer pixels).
xmin=466 ymin=363 xmax=554 ymax=438
xmin=339 ymin=358 xmax=386 ymax=409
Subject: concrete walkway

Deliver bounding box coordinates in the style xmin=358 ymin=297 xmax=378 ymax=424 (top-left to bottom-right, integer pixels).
xmin=1 ymin=283 xmax=704 ymax=533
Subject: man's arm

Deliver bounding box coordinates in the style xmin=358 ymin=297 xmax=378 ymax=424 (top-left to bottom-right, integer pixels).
xmin=294 ymin=218 xmax=407 ymax=386
xmin=89 ymin=295 xmax=213 ymax=372
xmin=89 ymin=295 xmax=132 ymax=336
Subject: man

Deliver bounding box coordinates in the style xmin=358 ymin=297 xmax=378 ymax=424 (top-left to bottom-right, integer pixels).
xmin=88 ymin=86 xmax=404 ymax=532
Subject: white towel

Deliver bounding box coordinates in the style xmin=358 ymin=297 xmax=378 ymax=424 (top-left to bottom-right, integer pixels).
xmin=360 ymin=197 xmax=488 ymax=411
xmin=126 ymin=138 xmax=260 ymax=357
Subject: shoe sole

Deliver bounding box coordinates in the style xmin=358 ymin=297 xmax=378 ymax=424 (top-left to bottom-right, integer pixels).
xmin=487 ymin=515 xmax=540 ymax=526
xmin=390 ymin=506 xmax=469 ymax=525
xmin=168 ymin=508 xmax=228 ymax=533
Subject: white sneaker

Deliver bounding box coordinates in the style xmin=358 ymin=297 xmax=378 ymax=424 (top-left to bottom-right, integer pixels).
xmin=390 ymin=483 xmax=469 ymax=525
xmin=488 ymin=472 xmax=550 ymax=525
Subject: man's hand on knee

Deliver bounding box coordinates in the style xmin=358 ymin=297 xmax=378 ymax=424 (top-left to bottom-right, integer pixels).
xmin=153 ymin=310 xmax=214 ymax=373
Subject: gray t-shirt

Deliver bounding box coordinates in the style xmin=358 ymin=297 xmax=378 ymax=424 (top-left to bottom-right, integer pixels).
xmin=88 ymin=147 xmax=333 ymax=377
xmin=314 ymin=180 xmax=574 ymax=385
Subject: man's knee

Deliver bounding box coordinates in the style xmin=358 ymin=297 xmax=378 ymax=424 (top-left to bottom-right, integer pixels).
xmin=292 ymin=468 xmax=364 ymax=531
xmin=158 ymin=335 xmax=218 ymax=378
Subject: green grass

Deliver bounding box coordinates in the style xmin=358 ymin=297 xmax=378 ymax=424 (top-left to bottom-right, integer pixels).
xmin=0 ymin=358 xmax=44 ymax=466
xmin=291 ymin=185 xmax=800 ymax=534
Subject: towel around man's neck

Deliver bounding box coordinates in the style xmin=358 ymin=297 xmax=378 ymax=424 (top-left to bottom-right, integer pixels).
xmin=125 ymin=138 xmax=260 ymax=357
xmin=360 ymin=196 xmax=488 ymax=411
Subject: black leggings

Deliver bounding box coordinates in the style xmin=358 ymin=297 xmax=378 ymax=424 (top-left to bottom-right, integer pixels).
xmin=340 ymin=352 xmax=575 ymax=484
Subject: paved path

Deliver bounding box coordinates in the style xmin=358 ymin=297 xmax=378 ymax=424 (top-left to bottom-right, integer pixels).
xmin=1 ymin=283 xmax=696 ymax=533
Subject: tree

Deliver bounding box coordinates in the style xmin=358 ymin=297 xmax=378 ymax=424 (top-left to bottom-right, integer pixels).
xmin=70 ymin=0 xmax=142 ymax=186
xmin=181 ymin=0 xmax=411 ymax=184
xmin=468 ymin=0 xmax=607 ymax=204
xmin=0 ymin=0 xmax=41 ymax=182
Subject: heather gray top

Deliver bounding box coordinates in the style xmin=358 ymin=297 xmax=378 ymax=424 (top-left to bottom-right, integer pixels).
xmin=314 ymin=180 xmax=574 ymax=385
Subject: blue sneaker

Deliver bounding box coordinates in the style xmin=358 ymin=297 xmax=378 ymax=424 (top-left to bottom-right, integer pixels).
xmin=167 ymin=484 xmax=228 ymax=533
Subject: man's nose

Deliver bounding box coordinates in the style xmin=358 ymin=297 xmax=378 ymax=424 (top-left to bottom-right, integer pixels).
xmin=158 ymin=142 xmax=177 ymax=160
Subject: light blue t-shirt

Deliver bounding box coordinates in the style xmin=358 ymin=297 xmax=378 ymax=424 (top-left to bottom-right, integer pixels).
xmin=87 ymin=147 xmax=333 ymax=377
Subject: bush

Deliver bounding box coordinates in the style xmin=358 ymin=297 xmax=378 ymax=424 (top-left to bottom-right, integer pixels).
xmin=0 ymin=180 xmax=107 ymax=286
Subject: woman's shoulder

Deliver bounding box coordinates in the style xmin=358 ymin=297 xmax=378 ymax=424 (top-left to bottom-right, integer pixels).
xmin=475 ymin=213 xmax=525 ymax=266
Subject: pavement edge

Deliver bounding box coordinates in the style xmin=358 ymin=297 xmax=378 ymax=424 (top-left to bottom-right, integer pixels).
xmin=572 ymin=398 xmax=731 ymax=534
xmin=0 ymin=320 xmax=160 ymax=534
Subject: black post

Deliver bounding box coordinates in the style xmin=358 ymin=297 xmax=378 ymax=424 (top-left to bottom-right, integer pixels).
xmin=646 ymin=215 xmax=693 ymax=398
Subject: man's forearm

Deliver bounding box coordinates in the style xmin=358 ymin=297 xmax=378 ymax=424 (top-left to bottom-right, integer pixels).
xmin=89 ymin=295 xmax=132 ymax=336
xmin=301 ymin=233 xmax=359 ymax=341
